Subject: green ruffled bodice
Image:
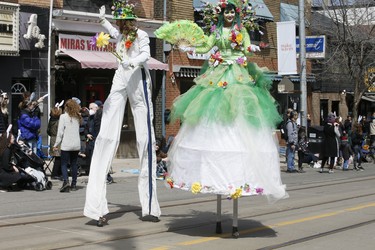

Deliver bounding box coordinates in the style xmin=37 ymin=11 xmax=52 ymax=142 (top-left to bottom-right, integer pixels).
xmin=162 ymin=25 xmax=282 ymax=129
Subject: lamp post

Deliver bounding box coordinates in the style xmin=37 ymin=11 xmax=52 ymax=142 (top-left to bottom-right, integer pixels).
xmin=299 ymin=0 xmax=307 ymax=128
xmin=47 ymin=0 xmax=53 ymax=118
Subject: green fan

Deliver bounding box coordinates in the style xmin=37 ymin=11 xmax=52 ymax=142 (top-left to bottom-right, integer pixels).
xmin=155 ymin=20 xmax=208 ymax=47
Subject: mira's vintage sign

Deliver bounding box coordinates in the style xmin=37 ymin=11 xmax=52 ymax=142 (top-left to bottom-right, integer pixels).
xmin=296 ymin=36 xmax=326 ymax=59
xmin=0 ymin=2 xmax=20 ymax=56
xmin=59 ymin=34 xmax=116 ymax=52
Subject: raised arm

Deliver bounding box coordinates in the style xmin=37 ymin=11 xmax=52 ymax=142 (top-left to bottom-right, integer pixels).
xmin=99 ymin=5 xmax=120 ymax=39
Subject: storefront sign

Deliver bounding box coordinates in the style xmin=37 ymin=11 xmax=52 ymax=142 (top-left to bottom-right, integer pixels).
xmin=0 ymin=2 xmax=20 ymax=56
xmin=59 ymin=33 xmax=116 ymax=52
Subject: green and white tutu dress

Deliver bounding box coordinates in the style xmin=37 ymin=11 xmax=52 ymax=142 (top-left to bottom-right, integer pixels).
xmin=155 ymin=21 xmax=288 ymax=202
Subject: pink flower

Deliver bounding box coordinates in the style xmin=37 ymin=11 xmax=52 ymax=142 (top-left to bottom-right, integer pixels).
xmin=256 ymin=187 xmax=264 ymax=194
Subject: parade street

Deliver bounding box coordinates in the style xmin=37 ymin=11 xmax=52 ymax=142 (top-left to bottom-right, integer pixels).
xmin=1 ymin=159 xmax=375 ymax=250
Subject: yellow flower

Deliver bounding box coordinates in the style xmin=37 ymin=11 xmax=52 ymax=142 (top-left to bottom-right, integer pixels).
xmin=191 ymin=182 xmax=202 ymax=194
xmin=209 ymin=81 xmax=213 ymax=85
xmin=96 ymin=32 xmax=110 ymax=48
xmin=231 ymin=188 xmax=242 ymax=199
xmin=235 ymin=33 xmax=243 ymax=44
xmin=217 ymin=81 xmax=223 ymax=87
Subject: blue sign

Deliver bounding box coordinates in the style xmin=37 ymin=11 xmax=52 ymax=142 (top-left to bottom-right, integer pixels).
xmin=296 ymin=36 xmax=326 ymax=58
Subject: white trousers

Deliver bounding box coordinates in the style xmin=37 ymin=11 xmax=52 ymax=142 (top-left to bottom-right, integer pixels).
xmin=84 ymin=66 xmax=161 ymax=220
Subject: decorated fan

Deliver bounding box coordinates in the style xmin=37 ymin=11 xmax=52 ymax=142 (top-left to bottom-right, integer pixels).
xmin=155 ymin=20 xmax=207 ymax=47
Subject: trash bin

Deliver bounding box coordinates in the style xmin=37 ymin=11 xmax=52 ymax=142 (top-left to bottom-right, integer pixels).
xmin=308 ymin=126 xmax=324 ymax=155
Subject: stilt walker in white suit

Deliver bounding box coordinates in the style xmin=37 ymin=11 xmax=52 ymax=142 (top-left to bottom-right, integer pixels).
xmin=84 ymin=1 xmax=161 ymax=227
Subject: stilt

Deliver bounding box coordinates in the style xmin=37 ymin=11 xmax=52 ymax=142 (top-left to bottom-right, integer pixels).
xmin=232 ymin=198 xmax=239 ymax=238
xmin=216 ymin=194 xmax=222 ymax=234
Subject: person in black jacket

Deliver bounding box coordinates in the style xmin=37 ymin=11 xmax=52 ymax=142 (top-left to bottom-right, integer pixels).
xmin=0 ymin=131 xmax=24 ymax=191
xmin=320 ymin=113 xmax=340 ymax=174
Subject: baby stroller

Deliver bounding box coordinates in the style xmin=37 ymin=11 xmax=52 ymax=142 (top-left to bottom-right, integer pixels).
xmin=11 ymin=141 xmax=52 ymax=191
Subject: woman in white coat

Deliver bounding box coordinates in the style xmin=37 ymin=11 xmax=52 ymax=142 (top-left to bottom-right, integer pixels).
xmin=53 ymin=99 xmax=81 ymax=192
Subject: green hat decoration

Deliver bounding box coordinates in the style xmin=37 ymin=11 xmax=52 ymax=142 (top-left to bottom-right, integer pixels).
xmin=111 ymin=0 xmax=137 ymax=20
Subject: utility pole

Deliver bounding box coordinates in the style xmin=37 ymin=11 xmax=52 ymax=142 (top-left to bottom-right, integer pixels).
xmin=299 ymin=0 xmax=307 ymax=128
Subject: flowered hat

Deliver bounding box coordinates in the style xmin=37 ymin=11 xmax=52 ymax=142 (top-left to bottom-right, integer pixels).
xmin=111 ymin=0 xmax=137 ymax=20
xmin=219 ymin=0 xmax=246 ymax=9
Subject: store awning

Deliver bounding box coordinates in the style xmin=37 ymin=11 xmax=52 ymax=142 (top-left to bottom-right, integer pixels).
xmin=193 ymin=0 xmax=274 ymax=21
xmin=362 ymin=95 xmax=375 ymax=102
xmin=60 ymin=50 xmax=168 ymax=70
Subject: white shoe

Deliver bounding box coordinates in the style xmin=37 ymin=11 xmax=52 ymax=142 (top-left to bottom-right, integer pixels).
xmin=319 ymin=168 xmax=323 ymax=173
xmin=329 ymin=169 xmax=334 ymax=174
xmin=313 ymin=162 xmax=321 ymax=169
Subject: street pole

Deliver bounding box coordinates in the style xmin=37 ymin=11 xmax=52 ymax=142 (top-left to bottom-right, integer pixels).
xmin=299 ymin=0 xmax=307 ymax=128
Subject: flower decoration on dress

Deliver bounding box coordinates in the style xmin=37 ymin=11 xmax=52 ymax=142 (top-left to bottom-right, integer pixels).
xmin=191 ymin=182 xmax=202 ymax=194
xmin=236 ymin=56 xmax=247 ymax=66
xmin=229 ymin=27 xmax=244 ymax=50
xmin=243 ymin=183 xmax=250 ymax=193
xmin=166 ymin=175 xmax=174 ymax=188
xmin=256 ymin=187 xmax=264 ymax=194
xmin=111 ymin=0 xmax=137 ymax=20
xmin=217 ymin=81 xmax=228 ymax=89
xmin=209 ymin=51 xmax=223 ymax=67
xmin=90 ymin=32 xmax=122 ymax=61
xmin=230 ymin=188 xmax=243 ymax=199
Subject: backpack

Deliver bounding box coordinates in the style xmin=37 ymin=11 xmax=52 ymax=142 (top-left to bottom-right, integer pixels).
xmin=280 ymin=120 xmax=291 ymax=141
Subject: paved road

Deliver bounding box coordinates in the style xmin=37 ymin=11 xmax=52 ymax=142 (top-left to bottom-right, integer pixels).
xmin=1 ymin=159 xmax=375 ymax=250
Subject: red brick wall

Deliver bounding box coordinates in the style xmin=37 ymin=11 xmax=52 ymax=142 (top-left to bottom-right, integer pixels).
xmin=136 ymin=0 xmax=154 ymax=18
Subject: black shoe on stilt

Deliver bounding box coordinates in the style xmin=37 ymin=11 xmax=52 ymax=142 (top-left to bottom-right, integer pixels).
xmin=141 ymin=215 xmax=160 ymax=222
xmin=97 ymin=217 xmax=107 ymax=227
xmin=232 ymin=227 xmax=239 ymax=238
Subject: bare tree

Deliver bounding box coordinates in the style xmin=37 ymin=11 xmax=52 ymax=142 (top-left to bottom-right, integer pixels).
xmin=311 ymin=0 xmax=375 ymax=121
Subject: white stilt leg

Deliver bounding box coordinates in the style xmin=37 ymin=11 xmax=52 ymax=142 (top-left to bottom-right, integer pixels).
xmin=216 ymin=195 xmax=222 ymax=234
xmin=232 ymin=198 xmax=239 ymax=238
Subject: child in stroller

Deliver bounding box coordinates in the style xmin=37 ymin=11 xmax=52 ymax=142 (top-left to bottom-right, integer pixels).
xmin=12 ymin=140 xmax=52 ymax=191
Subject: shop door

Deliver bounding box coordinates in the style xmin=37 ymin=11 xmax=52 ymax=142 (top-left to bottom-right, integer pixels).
xmin=85 ymin=84 xmax=106 ymax=104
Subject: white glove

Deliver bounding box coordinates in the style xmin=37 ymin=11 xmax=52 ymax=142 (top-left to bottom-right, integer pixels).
xmin=179 ymin=46 xmax=195 ymax=53
xmin=99 ymin=5 xmax=106 ymax=20
xmin=248 ymin=44 xmax=261 ymax=52
xmin=121 ymin=60 xmax=130 ymax=69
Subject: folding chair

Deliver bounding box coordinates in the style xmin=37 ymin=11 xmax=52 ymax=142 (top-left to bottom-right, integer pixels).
xmin=36 ymin=136 xmax=54 ymax=174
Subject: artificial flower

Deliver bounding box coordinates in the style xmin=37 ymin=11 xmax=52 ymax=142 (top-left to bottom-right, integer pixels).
xmin=244 ymin=184 xmax=250 ymax=193
xmin=125 ymin=40 xmax=133 ymax=49
xmin=91 ymin=32 xmax=122 ymax=61
xmin=96 ymin=32 xmax=110 ymax=48
xmin=191 ymin=182 xmax=202 ymax=194
xmin=231 ymin=188 xmax=242 ymax=199
xmin=256 ymin=187 xmax=264 ymax=194
xmin=236 ymin=56 xmax=247 ymax=66
xmin=166 ymin=176 xmax=174 ymax=188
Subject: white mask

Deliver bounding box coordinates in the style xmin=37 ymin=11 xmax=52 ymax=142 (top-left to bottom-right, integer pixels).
xmin=89 ymin=109 xmax=96 ymax=116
